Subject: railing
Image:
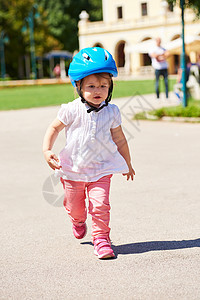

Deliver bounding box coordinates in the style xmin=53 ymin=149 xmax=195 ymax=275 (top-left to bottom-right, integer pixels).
xmin=79 ymin=10 xmax=195 ymax=35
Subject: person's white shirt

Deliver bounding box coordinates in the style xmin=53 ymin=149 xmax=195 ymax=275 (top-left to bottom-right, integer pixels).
xmin=149 ymin=46 xmax=168 ymax=70
xmin=55 ymin=98 xmax=129 ymax=182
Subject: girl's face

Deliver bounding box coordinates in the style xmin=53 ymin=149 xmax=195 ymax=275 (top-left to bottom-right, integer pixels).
xmin=79 ymin=74 xmax=110 ymax=108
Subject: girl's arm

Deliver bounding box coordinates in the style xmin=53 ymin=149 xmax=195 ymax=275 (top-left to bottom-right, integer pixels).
xmin=111 ymin=125 xmax=135 ymax=181
xmin=43 ymin=118 xmax=65 ymax=170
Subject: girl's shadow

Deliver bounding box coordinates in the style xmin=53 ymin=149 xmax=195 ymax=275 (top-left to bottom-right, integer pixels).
xmin=81 ymin=238 xmax=200 ymax=257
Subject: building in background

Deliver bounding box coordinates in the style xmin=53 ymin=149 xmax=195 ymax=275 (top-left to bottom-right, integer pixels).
xmin=78 ymin=0 xmax=200 ymax=76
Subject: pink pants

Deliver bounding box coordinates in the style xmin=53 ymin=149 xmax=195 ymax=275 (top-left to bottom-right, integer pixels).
xmin=61 ymin=175 xmax=112 ymax=241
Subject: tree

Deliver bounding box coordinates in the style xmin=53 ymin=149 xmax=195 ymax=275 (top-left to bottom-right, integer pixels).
xmin=37 ymin=0 xmax=103 ymax=52
xmin=168 ymin=0 xmax=200 ymax=17
xmin=0 ymin=0 xmax=61 ymax=78
xmin=0 ymin=0 xmax=102 ymax=78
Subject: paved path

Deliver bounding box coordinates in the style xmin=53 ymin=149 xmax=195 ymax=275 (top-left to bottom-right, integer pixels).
xmin=0 ymin=93 xmax=200 ymax=299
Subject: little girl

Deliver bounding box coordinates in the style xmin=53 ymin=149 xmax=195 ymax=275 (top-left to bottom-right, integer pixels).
xmin=43 ymin=47 xmax=135 ymax=259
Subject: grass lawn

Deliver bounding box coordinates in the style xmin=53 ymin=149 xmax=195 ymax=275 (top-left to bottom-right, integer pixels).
xmin=0 ymin=79 xmax=176 ymax=110
xmin=0 ymin=84 xmax=75 ymax=110
xmin=135 ymin=98 xmax=200 ymax=120
xmin=152 ymin=99 xmax=200 ymax=118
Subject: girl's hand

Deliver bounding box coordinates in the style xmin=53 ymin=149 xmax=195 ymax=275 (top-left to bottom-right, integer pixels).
xmin=123 ymin=165 xmax=135 ymax=181
xmin=43 ymin=150 xmax=61 ymax=170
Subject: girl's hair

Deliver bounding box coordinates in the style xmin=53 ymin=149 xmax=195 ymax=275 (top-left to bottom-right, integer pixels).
xmin=78 ymin=72 xmax=112 ymax=92
xmin=76 ymin=73 xmax=114 ymax=113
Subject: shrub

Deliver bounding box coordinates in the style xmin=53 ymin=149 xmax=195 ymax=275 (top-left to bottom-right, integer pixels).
xmin=135 ymin=100 xmax=200 ymax=120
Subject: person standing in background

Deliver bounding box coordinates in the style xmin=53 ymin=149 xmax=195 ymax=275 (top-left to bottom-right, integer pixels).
xmin=53 ymin=64 xmax=61 ymax=78
xmin=174 ymin=55 xmax=191 ymax=101
xmin=149 ymin=37 xmax=170 ymax=99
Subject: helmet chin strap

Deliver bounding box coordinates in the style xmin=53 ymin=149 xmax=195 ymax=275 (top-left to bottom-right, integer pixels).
xmin=76 ymin=80 xmax=113 ymax=113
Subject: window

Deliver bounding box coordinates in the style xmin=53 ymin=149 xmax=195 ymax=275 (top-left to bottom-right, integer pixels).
xmin=141 ymin=3 xmax=148 ymax=16
xmin=143 ymin=53 xmax=151 ymax=66
xmin=117 ymin=6 xmax=123 ymax=19
xmin=168 ymin=3 xmax=174 ymax=12
xmin=116 ymin=42 xmax=125 ymax=67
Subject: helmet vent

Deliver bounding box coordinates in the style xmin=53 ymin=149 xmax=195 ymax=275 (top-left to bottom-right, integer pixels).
xmin=83 ymin=53 xmax=91 ymax=61
xmin=104 ymin=50 xmax=109 ymax=61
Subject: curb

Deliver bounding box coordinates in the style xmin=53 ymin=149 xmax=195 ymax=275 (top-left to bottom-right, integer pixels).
xmin=0 ymin=78 xmax=71 ymax=88
xmin=161 ymin=116 xmax=200 ymax=123
xmin=134 ymin=114 xmax=200 ymax=123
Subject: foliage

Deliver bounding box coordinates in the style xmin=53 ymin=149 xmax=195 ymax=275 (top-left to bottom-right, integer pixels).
xmin=150 ymin=102 xmax=200 ymax=118
xmin=0 ymin=0 xmax=61 ymax=78
xmin=168 ymin=0 xmax=200 ymax=17
xmin=0 ymin=0 xmax=102 ymax=78
xmin=37 ymin=0 xmax=102 ymax=52
xmin=135 ymin=99 xmax=200 ymax=120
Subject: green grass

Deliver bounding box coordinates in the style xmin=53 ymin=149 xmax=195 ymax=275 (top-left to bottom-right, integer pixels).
xmin=152 ymin=100 xmax=200 ymax=118
xmin=0 ymin=84 xmax=75 ymax=110
xmin=135 ymin=98 xmax=200 ymax=120
xmin=0 ymin=79 xmax=176 ymax=110
xmin=114 ymin=79 xmax=175 ymax=98
xmin=113 ymin=80 xmax=154 ymax=98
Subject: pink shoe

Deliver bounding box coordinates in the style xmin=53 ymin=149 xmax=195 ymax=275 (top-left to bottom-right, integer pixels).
xmin=94 ymin=238 xmax=115 ymax=259
xmin=72 ymin=223 xmax=87 ymax=239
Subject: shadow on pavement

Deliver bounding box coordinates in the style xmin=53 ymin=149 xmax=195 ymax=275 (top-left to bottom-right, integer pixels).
xmin=81 ymin=238 xmax=200 ymax=256
xmin=112 ymin=238 xmax=200 ymax=255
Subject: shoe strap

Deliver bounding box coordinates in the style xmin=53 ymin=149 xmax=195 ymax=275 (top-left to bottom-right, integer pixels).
xmin=94 ymin=238 xmax=111 ymax=250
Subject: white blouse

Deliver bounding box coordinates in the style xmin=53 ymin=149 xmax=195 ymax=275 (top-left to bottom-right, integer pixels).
xmin=55 ymin=98 xmax=129 ymax=182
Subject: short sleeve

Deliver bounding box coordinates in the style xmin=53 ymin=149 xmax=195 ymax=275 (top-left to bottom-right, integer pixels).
xmin=148 ymin=50 xmax=152 ymax=56
xmin=148 ymin=47 xmax=155 ymax=57
xmin=148 ymin=46 xmax=158 ymax=57
xmin=57 ymin=104 xmax=72 ymax=126
xmin=111 ymin=105 xmax=122 ymax=129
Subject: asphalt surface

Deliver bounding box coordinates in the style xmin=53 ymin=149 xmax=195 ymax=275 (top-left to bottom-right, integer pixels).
xmin=0 ymin=92 xmax=200 ymax=299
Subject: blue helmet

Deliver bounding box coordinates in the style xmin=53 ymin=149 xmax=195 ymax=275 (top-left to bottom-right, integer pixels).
xmin=68 ymin=47 xmax=118 ymax=87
